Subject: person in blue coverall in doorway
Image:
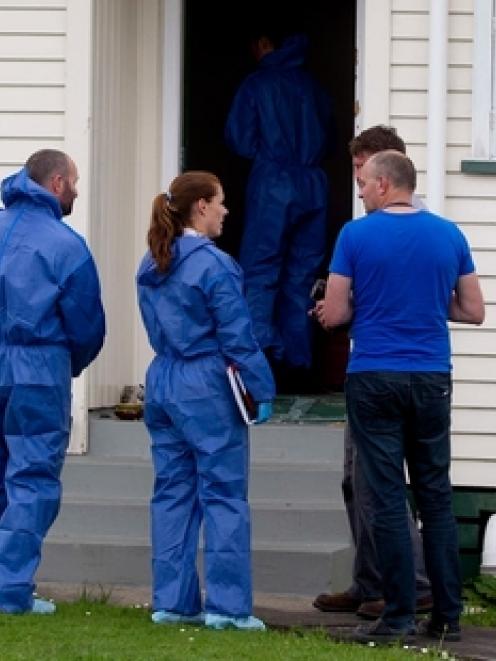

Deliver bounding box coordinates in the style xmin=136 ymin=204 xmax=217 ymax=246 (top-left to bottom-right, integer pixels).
xmin=137 ymin=171 xmax=275 ymax=630
xmin=225 ymin=19 xmax=335 ymax=389
xmin=0 ymin=150 xmax=105 ymax=614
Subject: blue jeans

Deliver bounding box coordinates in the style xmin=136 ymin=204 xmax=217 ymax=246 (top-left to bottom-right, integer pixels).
xmin=345 ymin=371 xmax=461 ymax=630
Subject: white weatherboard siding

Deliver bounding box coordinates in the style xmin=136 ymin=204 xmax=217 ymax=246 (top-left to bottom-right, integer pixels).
xmin=0 ymin=0 xmax=66 ymax=181
xmin=0 ymin=0 xmax=92 ymax=453
xmin=390 ymin=0 xmax=496 ymax=486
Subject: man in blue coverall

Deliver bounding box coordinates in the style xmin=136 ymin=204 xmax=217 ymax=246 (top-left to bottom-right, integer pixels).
xmin=225 ymin=23 xmax=334 ymax=387
xmin=0 ymin=150 xmax=105 ymax=614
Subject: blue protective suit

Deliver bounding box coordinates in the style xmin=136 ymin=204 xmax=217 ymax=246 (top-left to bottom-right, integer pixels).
xmin=225 ymin=34 xmax=333 ymax=368
xmin=0 ymin=168 xmax=105 ymax=612
xmin=137 ymin=236 xmax=275 ymax=617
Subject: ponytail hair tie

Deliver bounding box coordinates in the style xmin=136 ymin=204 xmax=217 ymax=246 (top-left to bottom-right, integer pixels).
xmin=164 ymin=191 xmax=173 ymax=203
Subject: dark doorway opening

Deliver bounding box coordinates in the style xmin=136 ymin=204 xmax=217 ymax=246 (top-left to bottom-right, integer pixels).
xmin=183 ymin=1 xmax=356 ymax=393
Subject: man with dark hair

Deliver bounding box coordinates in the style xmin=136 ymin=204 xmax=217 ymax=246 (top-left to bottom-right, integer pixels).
xmin=314 ymin=127 xmax=431 ymax=620
xmin=315 ymin=150 xmax=484 ymax=643
xmin=225 ymin=24 xmax=335 ymax=387
xmin=0 ymin=149 xmax=105 ymax=614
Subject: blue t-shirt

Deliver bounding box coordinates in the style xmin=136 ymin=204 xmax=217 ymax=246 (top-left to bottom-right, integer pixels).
xmin=329 ymin=209 xmax=475 ymax=372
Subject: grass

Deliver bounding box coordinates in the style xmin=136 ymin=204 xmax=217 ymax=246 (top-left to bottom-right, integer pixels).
xmin=0 ymin=599 xmax=445 ymax=661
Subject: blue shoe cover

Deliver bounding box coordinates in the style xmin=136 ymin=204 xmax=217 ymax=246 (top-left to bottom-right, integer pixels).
xmin=205 ymin=613 xmax=266 ymax=631
xmin=151 ymin=610 xmax=204 ymax=625
xmin=31 ymin=598 xmax=56 ymax=615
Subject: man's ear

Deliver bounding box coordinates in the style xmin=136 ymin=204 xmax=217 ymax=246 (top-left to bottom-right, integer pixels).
xmin=49 ymin=173 xmax=64 ymax=196
xmin=197 ymin=198 xmax=207 ymax=215
xmin=377 ymin=176 xmax=388 ymax=196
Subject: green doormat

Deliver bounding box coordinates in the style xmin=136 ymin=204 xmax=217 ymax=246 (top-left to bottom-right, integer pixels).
xmin=272 ymin=394 xmax=346 ymax=424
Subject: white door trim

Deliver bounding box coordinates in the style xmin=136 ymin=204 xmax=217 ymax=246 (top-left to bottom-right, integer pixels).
xmin=354 ymin=0 xmax=391 ymax=217
xmin=65 ymin=0 xmax=93 ymax=454
xmin=161 ymin=0 xmax=184 ymax=188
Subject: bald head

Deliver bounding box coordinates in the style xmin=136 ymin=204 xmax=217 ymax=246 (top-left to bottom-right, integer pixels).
xmin=357 ymin=150 xmax=417 ymax=213
xmin=26 ymin=149 xmax=71 ymax=187
xmin=25 ymin=149 xmax=78 ymax=216
xmin=365 ymin=150 xmax=416 ymax=193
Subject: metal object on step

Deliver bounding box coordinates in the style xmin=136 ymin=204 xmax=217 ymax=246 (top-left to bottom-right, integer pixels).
xmin=114 ymin=384 xmax=144 ymax=420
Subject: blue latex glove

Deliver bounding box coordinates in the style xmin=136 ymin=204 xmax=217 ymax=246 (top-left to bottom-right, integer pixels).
xmin=255 ymin=402 xmax=273 ymax=424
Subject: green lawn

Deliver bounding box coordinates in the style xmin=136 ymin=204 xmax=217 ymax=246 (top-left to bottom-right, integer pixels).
xmin=0 ymin=600 xmax=445 ymax=661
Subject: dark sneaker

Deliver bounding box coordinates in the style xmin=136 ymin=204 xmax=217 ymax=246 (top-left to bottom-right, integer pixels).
xmin=357 ymin=594 xmax=433 ymax=620
xmin=351 ymin=619 xmax=416 ymax=645
xmin=417 ymin=618 xmax=461 ymax=642
xmin=313 ymin=591 xmax=361 ymax=613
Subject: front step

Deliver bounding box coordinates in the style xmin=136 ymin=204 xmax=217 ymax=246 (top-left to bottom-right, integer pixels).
xmin=61 ymin=455 xmax=344 ymax=503
xmin=49 ymin=496 xmax=349 ymax=544
xmin=37 ymin=411 xmax=352 ymax=596
xmin=40 ymin=535 xmax=352 ymax=596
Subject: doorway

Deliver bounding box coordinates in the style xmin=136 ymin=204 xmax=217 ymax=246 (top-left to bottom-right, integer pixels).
xmin=182 ymin=1 xmax=356 ymax=392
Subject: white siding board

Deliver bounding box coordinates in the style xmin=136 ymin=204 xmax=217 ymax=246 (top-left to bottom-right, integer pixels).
xmin=453 ymin=381 xmax=496 ymax=407
xmin=0 ymin=1 xmax=64 ymax=5
xmin=446 ymin=197 xmax=496 ymax=222
xmin=0 ymin=60 xmax=64 ymax=83
xmin=0 ymin=137 xmax=63 ymax=163
xmin=0 ymin=8 xmax=65 ymax=31
xmin=451 ymin=329 xmax=496 ymax=354
xmin=392 ymin=0 xmax=472 ymax=11
xmin=452 ymin=435 xmax=496 ymax=460
xmin=476 ymin=304 xmax=496 ymax=327
xmin=391 ymin=40 xmax=472 ymax=66
xmin=450 ymin=461 xmax=496 ymax=488
xmin=0 ymin=35 xmax=65 ymax=58
xmin=391 ymin=64 xmax=471 ymax=91
xmin=0 ymin=112 xmax=63 ymax=136
xmin=449 ymin=0 xmax=473 ymax=11
xmin=460 ymin=224 xmax=496 ymax=249
xmin=0 ymin=86 xmax=64 ymax=111
xmin=391 ymin=90 xmax=470 ymax=117
xmin=479 ymin=278 xmax=496 ymax=300
xmin=393 ymin=0 xmax=429 ymax=10
xmin=447 ymin=172 xmax=496 ymax=197
xmin=406 ymin=145 xmax=471 ymax=172
xmin=453 ymin=355 xmax=496 ymax=379
xmin=392 ymin=13 xmax=472 ymax=40
xmin=392 ymin=13 xmax=428 ymax=38
xmin=468 ymin=251 xmax=496 ymax=276
xmin=452 ymin=407 xmax=496 ymax=434
xmin=389 ymin=117 xmax=471 ymax=145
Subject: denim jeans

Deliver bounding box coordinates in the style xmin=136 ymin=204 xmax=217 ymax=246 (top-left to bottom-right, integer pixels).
xmin=345 ymin=371 xmax=462 ymax=630
xmin=342 ymin=424 xmax=431 ymax=602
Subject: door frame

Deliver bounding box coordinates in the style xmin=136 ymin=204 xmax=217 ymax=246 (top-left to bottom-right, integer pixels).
xmin=161 ymin=0 xmax=184 ymax=188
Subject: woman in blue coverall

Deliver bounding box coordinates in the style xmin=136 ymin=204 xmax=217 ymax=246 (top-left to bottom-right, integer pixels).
xmin=136 ymin=171 xmax=275 ymax=630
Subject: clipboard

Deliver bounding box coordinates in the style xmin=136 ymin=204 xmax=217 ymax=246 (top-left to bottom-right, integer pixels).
xmin=226 ymin=364 xmax=257 ymax=425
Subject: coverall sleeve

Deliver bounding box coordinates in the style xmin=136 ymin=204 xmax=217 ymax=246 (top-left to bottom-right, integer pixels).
xmin=206 ymin=270 xmax=275 ymax=403
xmin=58 ymin=256 xmax=106 ymax=377
xmin=224 ymin=80 xmax=259 ymax=160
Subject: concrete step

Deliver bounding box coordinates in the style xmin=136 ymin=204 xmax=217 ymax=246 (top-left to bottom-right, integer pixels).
xmin=50 ymin=496 xmax=349 ymax=545
xmin=61 ymin=456 xmax=344 ymax=503
xmin=88 ymin=411 xmax=345 ymax=463
xmin=38 ymin=534 xmax=353 ymax=596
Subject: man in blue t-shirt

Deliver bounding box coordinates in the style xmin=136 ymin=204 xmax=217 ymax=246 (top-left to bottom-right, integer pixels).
xmin=315 ymin=151 xmax=484 ymax=644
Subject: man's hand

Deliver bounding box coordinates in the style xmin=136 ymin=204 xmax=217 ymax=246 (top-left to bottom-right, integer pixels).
xmin=308 ymin=300 xmax=329 ymax=328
